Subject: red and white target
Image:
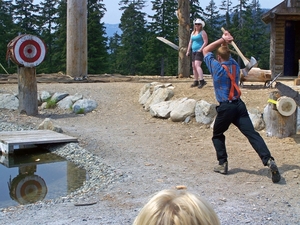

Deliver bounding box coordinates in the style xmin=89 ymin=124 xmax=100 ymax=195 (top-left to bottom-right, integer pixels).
xmin=14 ymin=175 xmax=48 ymax=205
xmin=7 ymin=34 xmax=47 ymax=67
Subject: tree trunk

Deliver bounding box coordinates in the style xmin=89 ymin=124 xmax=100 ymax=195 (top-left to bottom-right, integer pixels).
xmin=177 ymin=0 xmax=190 ymax=78
xmin=18 ymin=67 xmax=38 ymax=116
xmin=263 ymin=91 xmax=297 ymax=138
xmin=67 ymin=0 xmax=87 ymax=78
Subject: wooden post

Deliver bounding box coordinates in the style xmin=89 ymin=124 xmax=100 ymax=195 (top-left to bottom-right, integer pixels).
xmin=177 ymin=0 xmax=190 ymax=78
xmin=67 ymin=0 xmax=87 ymax=78
xmin=18 ymin=67 xmax=38 ymax=116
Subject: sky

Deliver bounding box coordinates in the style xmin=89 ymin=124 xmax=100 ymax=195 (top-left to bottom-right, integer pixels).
xmin=33 ymin=0 xmax=284 ymax=24
xmin=102 ymin=0 xmax=284 ymax=24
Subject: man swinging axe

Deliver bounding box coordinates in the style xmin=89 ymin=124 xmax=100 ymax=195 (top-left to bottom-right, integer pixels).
xmin=202 ymin=29 xmax=281 ymax=183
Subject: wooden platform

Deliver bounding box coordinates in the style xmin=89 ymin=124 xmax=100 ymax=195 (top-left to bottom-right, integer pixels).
xmin=0 ymin=130 xmax=78 ymax=154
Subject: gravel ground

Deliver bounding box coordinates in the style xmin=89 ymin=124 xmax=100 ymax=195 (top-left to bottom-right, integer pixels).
xmin=0 ymin=77 xmax=300 ymax=224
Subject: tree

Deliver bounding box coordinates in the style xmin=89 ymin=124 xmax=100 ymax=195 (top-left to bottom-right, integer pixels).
xmin=88 ymin=0 xmax=109 ymax=74
xmin=37 ymin=0 xmax=59 ymax=73
xmin=146 ymin=0 xmax=178 ymax=76
xmin=241 ymin=0 xmax=269 ymax=69
xmin=117 ymin=0 xmax=147 ymax=75
xmin=203 ymin=0 xmax=222 ymax=42
xmin=0 ymin=0 xmax=17 ymax=74
xmin=51 ymin=0 xmax=67 ymax=73
xmin=12 ymin=0 xmax=40 ymax=35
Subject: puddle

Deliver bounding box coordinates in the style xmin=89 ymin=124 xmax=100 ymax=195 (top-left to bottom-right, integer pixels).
xmin=0 ymin=148 xmax=87 ymax=209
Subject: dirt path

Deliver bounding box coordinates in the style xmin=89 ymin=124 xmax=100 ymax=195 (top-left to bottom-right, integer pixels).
xmin=1 ymin=77 xmax=300 ymax=224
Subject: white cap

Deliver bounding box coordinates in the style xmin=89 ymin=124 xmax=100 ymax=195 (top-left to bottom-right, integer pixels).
xmin=193 ymin=18 xmax=205 ymax=28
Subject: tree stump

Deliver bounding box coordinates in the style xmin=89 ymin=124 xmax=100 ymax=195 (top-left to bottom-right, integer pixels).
xmin=263 ymin=91 xmax=297 ymax=138
xmin=18 ymin=67 xmax=38 ymax=116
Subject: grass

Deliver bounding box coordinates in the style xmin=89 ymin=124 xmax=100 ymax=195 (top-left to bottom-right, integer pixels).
xmin=46 ymin=98 xmax=57 ymax=109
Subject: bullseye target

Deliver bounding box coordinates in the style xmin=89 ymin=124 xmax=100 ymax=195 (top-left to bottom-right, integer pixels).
xmin=12 ymin=175 xmax=48 ymax=205
xmin=7 ymin=34 xmax=47 ymax=67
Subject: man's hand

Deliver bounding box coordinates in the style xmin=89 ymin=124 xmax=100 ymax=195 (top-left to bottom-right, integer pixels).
xmin=222 ymin=31 xmax=234 ymax=43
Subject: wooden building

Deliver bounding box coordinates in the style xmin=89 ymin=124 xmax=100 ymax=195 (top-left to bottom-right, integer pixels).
xmin=262 ymin=0 xmax=300 ymax=77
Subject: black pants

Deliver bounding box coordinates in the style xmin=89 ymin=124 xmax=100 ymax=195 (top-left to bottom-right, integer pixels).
xmin=212 ymin=99 xmax=273 ymax=166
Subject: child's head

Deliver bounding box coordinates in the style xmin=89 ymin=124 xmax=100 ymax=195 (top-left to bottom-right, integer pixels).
xmin=133 ymin=189 xmax=220 ymax=225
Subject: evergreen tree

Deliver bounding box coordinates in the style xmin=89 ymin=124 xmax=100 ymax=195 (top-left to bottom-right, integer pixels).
xmin=146 ymin=0 xmax=178 ymax=76
xmin=12 ymin=0 xmax=40 ymax=35
xmin=219 ymin=0 xmax=233 ymax=28
xmin=107 ymin=32 xmax=122 ymax=73
xmin=241 ymin=0 xmax=269 ymax=69
xmin=37 ymin=0 xmax=59 ymax=73
xmin=203 ymin=0 xmax=222 ymax=42
xmin=117 ymin=0 xmax=147 ymax=75
xmin=0 ymin=0 xmax=17 ymax=73
xmin=88 ymin=0 xmax=109 ymax=74
xmin=51 ymin=0 xmax=67 ymax=73
xmin=190 ymin=0 xmax=204 ymax=23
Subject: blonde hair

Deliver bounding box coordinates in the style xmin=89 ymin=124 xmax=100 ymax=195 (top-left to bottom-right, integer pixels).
xmin=133 ymin=189 xmax=220 ymax=225
xmin=216 ymin=45 xmax=230 ymax=61
xmin=191 ymin=24 xmax=203 ymax=35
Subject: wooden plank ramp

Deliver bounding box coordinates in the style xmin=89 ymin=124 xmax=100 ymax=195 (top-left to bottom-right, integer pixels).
xmin=0 ymin=130 xmax=78 ymax=154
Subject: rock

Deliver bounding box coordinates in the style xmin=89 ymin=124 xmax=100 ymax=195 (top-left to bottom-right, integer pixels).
xmin=170 ymin=98 xmax=196 ymax=122
xmin=38 ymin=118 xmax=63 ymax=133
xmin=57 ymin=93 xmax=83 ymax=109
xmin=0 ymin=94 xmax=19 ymax=110
xmin=143 ymin=86 xmax=174 ymax=111
xmin=72 ymin=99 xmax=98 ymax=114
xmin=40 ymin=91 xmax=52 ymax=102
xmin=50 ymin=92 xmax=69 ymax=103
xmin=195 ymin=100 xmax=217 ymax=125
xmin=248 ymin=108 xmax=265 ymax=131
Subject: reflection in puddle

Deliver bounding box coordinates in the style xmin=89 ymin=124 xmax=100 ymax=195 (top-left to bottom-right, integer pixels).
xmin=0 ymin=148 xmax=87 ymax=208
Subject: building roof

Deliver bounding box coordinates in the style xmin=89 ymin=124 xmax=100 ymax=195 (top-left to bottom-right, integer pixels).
xmin=262 ymin=0 xmax=300 ymax=24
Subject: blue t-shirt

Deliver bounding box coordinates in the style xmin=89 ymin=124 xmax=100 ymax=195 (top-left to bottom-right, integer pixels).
xmin=204 ymin=52 xmax=241 ymax=102
xmin=191 ymin=32 xmax=204 ymax=52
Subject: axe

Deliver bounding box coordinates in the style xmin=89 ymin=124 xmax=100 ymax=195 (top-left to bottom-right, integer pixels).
xmin=156 ymin=37 xmax=179 ymax=50
xmin=221 ymin=27 xmax=257 ymax=76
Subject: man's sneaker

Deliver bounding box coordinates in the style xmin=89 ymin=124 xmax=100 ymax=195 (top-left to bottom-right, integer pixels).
xmin=190 ymin=80 xmax=199 ymax=87
xmin=267 ymin=159 xmax=281 ymax=183
xmin=214 ymin=162 xmax=228 ymax=174
xmin=198 ymin=80 xmax=207 ymax=89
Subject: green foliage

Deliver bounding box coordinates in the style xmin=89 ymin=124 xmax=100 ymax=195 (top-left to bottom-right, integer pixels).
xmin=0 ymin=0 xmax=273 ymax=76
xmin=87 ymin=0 xmax=109 ymax=74
xmin=46 ymin=98 xmax=56 ymax=109
xmin=75 ymin=108 xmax=85 ymax=114
xmin=144 ymin=0 xmax=178 ymax=76
xmin=116 ymin=0 xmax=148 ymax=75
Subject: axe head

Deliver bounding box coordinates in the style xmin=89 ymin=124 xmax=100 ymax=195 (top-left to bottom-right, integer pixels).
xmin=243 ymin=57 xmax=258 ymax=75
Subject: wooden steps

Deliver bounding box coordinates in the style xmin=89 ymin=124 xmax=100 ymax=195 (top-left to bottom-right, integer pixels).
xmin=0 ymin=130 xmax=78 ymax=154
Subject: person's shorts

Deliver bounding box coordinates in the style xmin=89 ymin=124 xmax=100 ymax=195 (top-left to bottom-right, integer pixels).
xmin=192 ymin=51 xmax=204 ymax=62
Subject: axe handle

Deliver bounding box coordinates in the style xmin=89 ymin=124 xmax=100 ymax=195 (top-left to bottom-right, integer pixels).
xmin=221 ymin=27 xmax=249 ymax=66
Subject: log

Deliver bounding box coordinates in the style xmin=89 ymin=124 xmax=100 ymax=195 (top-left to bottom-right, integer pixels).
xmin=240 ymin=67 xmax=272 ymax=86
xmin=18 ymin=67 xmax=38 ymax=116
xmin=263 ymin=91 xmax=297 ymax=138
xmin=275 ymin=82 xmax=300 ymax=106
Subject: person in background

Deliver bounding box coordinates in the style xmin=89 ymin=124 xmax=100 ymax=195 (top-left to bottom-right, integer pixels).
xmin=202 ymin=30 xmax=281 ymax=183
xmin=133 ymin=189 xmax=220 ymax=225
xmin=186 ymin=18 xmax=208 ymax=89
